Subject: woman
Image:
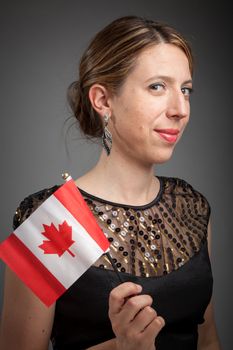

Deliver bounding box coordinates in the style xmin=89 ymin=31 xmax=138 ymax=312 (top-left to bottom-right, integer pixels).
xmin=0 ymin=16 xmax=221 ymax=350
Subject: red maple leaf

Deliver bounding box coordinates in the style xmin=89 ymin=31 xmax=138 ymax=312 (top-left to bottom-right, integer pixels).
xmin=39 ymin=220 xmax=75 ymax=257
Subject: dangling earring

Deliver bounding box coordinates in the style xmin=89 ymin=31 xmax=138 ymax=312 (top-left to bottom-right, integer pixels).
xmin=102 ymin=114 xmax=112 ymax=156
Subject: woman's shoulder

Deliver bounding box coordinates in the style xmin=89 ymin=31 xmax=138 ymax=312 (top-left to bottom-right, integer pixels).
xmin=160 ymin=175 xmax=211 ymax=220
xmin=13 ymin=184 xmax=61 ymax=230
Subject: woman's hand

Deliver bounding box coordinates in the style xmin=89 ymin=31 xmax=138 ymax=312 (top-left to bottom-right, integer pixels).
xmin=108 ymin=282 xmax=165 ymax=350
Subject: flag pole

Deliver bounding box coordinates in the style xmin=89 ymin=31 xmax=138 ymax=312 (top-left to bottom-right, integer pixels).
xmin=105 ymin=251 xmax=124 ymax=284
xmin=62 ymin=172 xmax=71 ymax=182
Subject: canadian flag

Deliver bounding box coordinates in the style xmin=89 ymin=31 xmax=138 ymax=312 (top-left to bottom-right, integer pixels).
xmin=0 ymin=177 xmax=110 ymax=306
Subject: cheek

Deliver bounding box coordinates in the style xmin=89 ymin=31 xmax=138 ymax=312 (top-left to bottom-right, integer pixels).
xmin=138 ymin=124 xmax=148 ymax=135
xmin=119 ymin=102 xmax=144 ymax=126
xmin=112 ymin=92 xmax=154 ymax=137
xmin=114 ymin=111 xmax=148 ymax=143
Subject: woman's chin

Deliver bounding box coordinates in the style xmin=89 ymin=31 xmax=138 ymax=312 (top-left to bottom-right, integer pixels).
xmin=151 ymin=148 xmax=175 ymax=164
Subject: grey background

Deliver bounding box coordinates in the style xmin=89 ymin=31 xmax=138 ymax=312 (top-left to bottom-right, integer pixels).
xmin=0 ymin=0 xmax=232 ymax=349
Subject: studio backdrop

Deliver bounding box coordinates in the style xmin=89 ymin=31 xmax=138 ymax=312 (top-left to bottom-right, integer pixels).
xmin=0 ymin=1 xmax=231 ymax=349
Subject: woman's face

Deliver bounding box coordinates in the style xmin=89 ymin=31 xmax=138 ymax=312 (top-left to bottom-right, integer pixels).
xmin=109 ymin=43 xmax=192 ymax=165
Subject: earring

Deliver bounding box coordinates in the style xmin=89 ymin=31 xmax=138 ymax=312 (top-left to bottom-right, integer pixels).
xmin=102 ymin=114 xmax=112 ymax=156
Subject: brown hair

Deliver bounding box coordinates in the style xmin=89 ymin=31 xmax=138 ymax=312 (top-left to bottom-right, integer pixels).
xmin=67 ymin=15 xmax=193 ymax=139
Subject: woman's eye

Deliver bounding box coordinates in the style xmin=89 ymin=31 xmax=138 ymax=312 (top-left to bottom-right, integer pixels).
xmin=181 ymin=87 xmax=193 ymax=96
xmin=149 ymin=83 xmax=165 ymax=91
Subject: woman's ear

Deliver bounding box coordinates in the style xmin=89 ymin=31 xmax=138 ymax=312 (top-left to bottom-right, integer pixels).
xmin=88 ymin=84 xmax=112 ymax=117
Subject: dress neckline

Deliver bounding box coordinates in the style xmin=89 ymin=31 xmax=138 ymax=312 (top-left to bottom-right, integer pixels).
xmin=77 ymin=175 xmax=164 ymax=210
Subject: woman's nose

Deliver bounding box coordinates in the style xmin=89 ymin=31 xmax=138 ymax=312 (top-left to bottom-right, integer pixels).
xmin=166 ymin=90 xmax=189 ymax=120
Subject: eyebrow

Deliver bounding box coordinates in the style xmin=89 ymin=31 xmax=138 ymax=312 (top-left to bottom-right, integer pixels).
xmin=145 ymin=75 xmax=193 ymax=85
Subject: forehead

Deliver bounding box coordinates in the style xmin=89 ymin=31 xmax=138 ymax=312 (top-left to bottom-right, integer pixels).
xmin=129 ymin=43 xmax=191 ymax=82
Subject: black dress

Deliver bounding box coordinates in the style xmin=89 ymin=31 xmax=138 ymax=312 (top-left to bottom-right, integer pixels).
xmin=13 ymin=176 xmax=213 ymax=350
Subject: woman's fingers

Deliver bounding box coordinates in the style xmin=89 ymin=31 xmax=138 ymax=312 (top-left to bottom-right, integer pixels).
xmin=109 ymin=282 xmax=142 ymax=316
xmin=118 ymin=294 xmax=153 ymax=324
xmin=142 ymin=315 xmax=165 ymax=339
xmin=132 ymin=315 xmax=165 ymax=350
xmin=130 ymin=305 xmax=157 ymax=333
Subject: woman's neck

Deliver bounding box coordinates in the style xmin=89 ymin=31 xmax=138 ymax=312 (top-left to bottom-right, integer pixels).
xmin=75 ymin=149 xmax=160 ymax=206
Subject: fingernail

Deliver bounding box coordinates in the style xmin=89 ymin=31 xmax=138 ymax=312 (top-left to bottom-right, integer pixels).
xmin=158 ymin=317 xmax=165 ymax=327
xmin=136 ymin=284 xmax=142 ymax=292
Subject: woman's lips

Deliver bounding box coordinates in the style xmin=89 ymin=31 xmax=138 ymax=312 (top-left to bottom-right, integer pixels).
xmin=154 ymin=129 xmax=179 ymax=143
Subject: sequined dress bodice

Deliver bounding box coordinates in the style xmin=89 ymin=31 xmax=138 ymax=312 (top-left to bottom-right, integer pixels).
xmin=13 ymin=176 xmax=213 ymax=350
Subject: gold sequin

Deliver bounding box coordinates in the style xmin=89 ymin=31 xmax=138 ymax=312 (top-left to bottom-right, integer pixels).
xmin=14 ymin=176 xmax=209 ymax=278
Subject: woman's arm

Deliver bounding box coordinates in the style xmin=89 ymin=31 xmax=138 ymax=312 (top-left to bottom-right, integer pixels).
xmin=197 ymin=218 xmax=221 ymax=350
xmin=0 ymin=266 xmax=55 ymax=350
xmin=198 ymin=299 xmax=221 ymax=350
xmin=86 ymin=338 xmax=116 ymax=350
